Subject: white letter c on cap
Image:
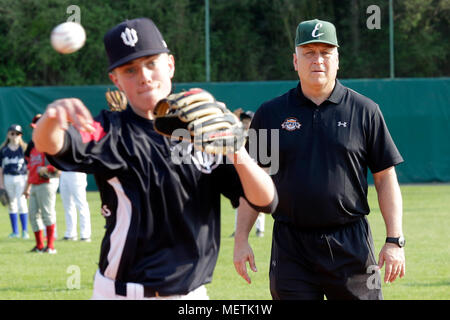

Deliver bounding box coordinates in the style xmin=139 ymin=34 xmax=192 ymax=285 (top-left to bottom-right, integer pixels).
xmin=312 ymin=23 xmax=324 ymax=38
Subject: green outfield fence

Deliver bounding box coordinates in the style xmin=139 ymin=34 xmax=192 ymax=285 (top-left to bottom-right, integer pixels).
xmin=1 ymin=78 xmax=449 ymax=190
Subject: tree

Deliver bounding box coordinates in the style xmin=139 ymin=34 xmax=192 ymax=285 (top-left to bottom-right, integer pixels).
xmin=0 ymin=0 xmax=447 ymax=86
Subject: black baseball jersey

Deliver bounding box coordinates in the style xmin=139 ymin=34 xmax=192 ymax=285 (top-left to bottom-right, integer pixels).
xmin=250 ymin=80 xmax=403 ymax=229
xmin=46 ymin=107 xmax=245 ymax=295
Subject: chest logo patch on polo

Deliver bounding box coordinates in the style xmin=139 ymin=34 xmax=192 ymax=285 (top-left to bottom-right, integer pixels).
xmin=281 ymin=117 xmax=302 ymax=131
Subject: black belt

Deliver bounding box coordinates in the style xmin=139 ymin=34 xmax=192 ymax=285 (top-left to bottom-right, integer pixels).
xmin=114 ymin=281 xmax=166 ymax=298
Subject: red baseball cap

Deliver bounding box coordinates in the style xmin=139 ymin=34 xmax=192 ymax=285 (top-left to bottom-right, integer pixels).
xmin=30 ymin=114 xmax=42 ymax=128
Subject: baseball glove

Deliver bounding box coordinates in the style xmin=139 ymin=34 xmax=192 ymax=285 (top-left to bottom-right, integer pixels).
xmin=0 ymin=188 xmax=9 ymax=206
xmin=38 ymin=167 xmax=60 ymax=180
xmin=153 ymin=88 xmax=245 ymax=154
xmin=106 ymin=89 xmax=127 ymax=112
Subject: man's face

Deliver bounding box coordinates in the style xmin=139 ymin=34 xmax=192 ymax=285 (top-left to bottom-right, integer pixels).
xmin=109 ymin=53 xmax=175 ymax=118
xmin=293 ymin=43 xmax=339 ymax=88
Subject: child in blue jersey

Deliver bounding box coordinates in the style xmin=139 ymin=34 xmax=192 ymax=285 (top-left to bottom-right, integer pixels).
xmin=0 ymin=124 xmax=29 ymax=239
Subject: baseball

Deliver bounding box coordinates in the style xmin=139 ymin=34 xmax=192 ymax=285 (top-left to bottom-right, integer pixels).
xmin=50 ymin=22 xmax=86 ymax=54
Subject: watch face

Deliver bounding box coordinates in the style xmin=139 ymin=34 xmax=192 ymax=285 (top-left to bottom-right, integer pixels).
xmin=398 ymin=237 xmax=405 ymax=247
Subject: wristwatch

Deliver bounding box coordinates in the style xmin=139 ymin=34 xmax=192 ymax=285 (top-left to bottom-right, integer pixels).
xmin=386 ymin=236 xmax=406 ymax=248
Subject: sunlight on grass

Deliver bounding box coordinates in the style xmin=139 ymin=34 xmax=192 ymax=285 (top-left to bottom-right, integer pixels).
xmin=0 ymin=184 xmax=448 ymax=300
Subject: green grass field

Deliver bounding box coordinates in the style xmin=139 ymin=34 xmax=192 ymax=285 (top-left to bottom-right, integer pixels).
xmin=0 ymin=184 xmax=448 ymax=300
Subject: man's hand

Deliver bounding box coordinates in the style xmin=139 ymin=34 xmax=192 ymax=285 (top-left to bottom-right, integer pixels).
xmin=378 ymin=243 xmax=405 ymax=283
xmin=233 ymin=239 xmax=257 ymax=284
xmin=33 ymin=98 xmax=95 ymax=155
xmin=373 ymin=167 xmax=405 ymax=284
xmin=233 ymin=197 xmax=261 ymax=284
xmin=45 ymin=98 xmax=95 ymax=132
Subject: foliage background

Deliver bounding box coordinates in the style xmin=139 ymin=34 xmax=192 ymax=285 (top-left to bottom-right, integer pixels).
xmin=0 ymin=0 xmax=448 ymax=86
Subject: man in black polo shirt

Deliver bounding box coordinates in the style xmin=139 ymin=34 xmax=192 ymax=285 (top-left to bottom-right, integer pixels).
xmin=234 ymin=19 xmax=405 ymax=300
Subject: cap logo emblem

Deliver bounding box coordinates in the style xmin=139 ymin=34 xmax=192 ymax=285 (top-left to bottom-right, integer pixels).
xmin=311 ymin=23 xmax=324 ymax=38
xmin=281 ymin=117 xmax=302 ymax=131
xmin=121 ymin=27 xmax=138 ymax=47
xmin=337 ymin=121 xmax=348 ymax=127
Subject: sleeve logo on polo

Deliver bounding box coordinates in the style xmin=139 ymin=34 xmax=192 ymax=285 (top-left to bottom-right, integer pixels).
xmin=281 ymin=117 xmax=302 ymax=131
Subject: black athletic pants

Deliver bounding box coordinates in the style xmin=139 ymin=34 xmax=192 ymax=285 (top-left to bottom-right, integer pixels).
xmin=269 ymin=217 xmax=383 ymax=300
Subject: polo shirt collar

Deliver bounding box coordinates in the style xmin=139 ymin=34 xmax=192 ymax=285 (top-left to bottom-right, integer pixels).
xmin=327 ymin=79 xmax=345 ymax=104
xmin=296 ymin=79 xmax=345 ymax=105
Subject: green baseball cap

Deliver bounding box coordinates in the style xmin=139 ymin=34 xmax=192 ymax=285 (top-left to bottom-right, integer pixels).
xmin=295 ymin=19 xmax=339 ymax=47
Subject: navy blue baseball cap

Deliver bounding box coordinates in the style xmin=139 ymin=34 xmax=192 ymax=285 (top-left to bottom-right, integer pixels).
xmin=8 ymin=124 xmax=22 ymax=134
xmin=104 ymin=18 xmax=170 ymax=72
